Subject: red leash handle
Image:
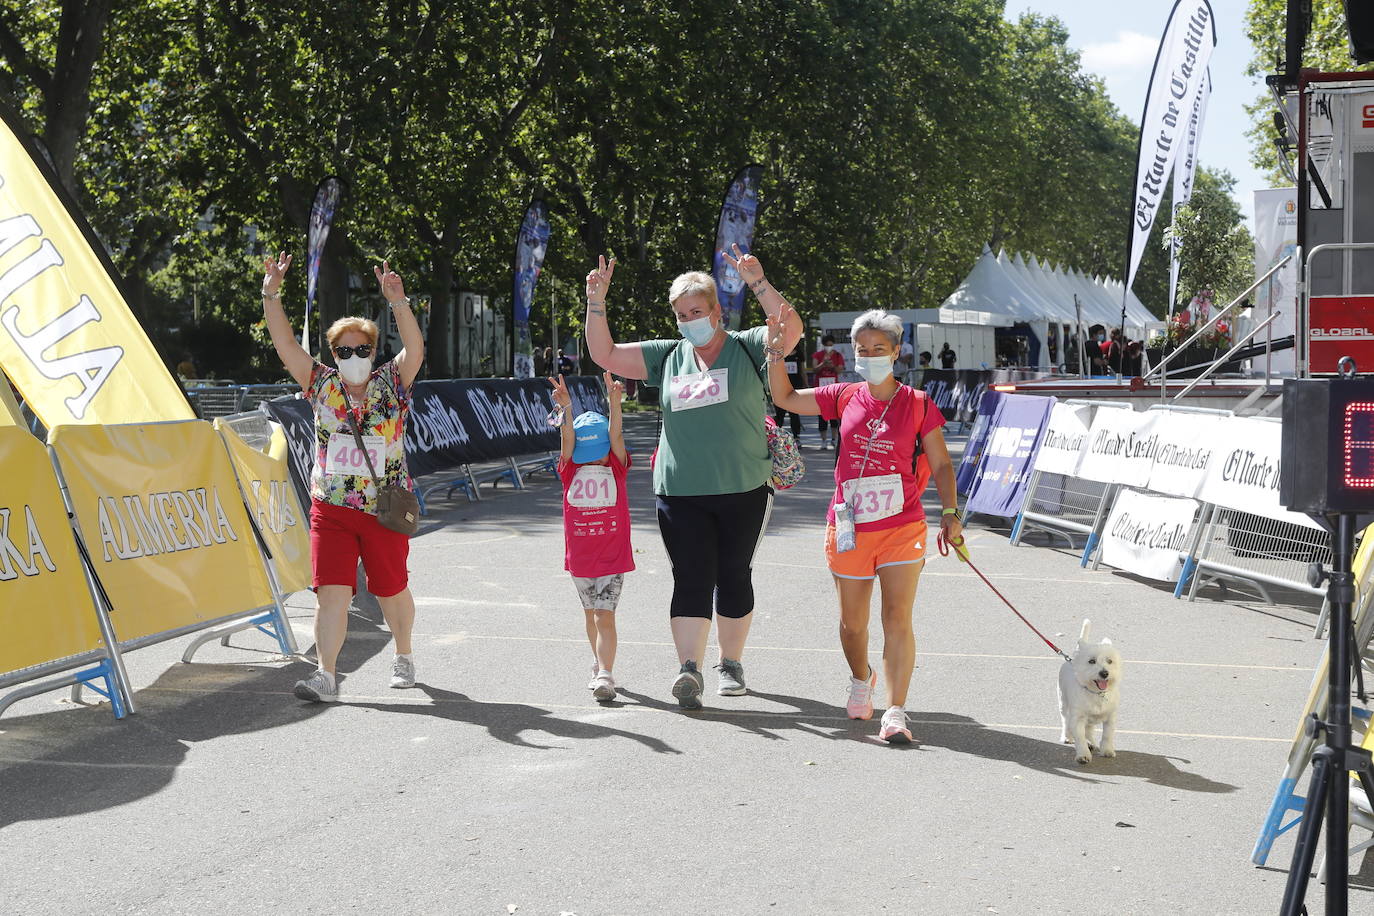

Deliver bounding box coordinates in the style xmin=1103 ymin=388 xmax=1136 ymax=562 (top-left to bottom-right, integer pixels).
xmin=937 ymin=531 xmax=1072 ymax=662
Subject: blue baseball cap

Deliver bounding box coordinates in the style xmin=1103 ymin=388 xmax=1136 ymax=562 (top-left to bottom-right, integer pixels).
xmin=571 ymin=411 xmax=611 ymax=464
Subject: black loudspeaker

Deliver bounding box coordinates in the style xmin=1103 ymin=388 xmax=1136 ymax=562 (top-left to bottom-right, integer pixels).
xmin=1281 ymin=377 xmax=1374 ymax=513
xmin=1345 ymin=0 xmax=1374 ymax=63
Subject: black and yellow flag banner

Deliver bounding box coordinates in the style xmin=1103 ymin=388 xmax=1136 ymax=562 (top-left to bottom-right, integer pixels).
xmin=0 ymin=105 xmax=192 ymax=426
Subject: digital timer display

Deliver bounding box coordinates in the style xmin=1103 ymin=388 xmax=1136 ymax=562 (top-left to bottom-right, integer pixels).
xmin=1344 ymin=401 xmax=1374 ymax=488
xmin=1282 ymin=378 xmax=1374 ymax=513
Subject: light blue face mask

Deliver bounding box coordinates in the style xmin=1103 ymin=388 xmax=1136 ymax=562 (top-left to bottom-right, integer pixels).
xmin=678 ymin=314 xmax=717 ymax=347
xmin=854 ymin=355 xmax=894 ymax=384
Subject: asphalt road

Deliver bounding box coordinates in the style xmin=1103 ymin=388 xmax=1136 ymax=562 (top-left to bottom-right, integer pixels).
xmin=0 ymin=412 xmax=1367 ymax=915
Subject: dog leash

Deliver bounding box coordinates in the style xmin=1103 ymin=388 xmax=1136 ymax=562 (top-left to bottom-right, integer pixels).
xmin=937 ymin=531 xmax=1072 ymax=662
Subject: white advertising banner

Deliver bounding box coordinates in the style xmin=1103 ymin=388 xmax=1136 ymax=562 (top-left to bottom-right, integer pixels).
xmin=1100 ymin=488 xmax=1197 ymax=582
xmin=1168 ymin=71 xmax=1211 ymax=313
xmin=1145 ymin=411 xmax=1219 ymax=498
xmin=1252 ymin=188 xmax=1297 ymax=374
xmin=1076 ymin=408 xmax=1161 ymax=486
xmin=1033 ymin=402 xmax=1091 ymax=475
xmin=1125 ymin=0 xmax=1216 ymax=293
xmin=1198 ymin=417 xmax=1321 ymax=529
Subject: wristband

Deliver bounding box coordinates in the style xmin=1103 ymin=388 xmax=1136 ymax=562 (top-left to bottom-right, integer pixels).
xmin=942 ymin=507 xmax=961 ymax=518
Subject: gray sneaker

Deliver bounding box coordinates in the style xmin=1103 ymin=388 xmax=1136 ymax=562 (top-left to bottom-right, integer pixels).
xmin=716 ymin=658 xmax=747 ymax=696
xmin=293 ymin=669 xmax=339 ymax=703
xmin=671 ymin=660 xmax=704 ymax=710
xmin=591 ymin=672 xmax=617 ymax=702
xmin=390 ymin=655 xmax=416 ymax=689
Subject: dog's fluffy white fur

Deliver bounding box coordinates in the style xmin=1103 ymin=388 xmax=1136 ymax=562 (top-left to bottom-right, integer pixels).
xmin=1057 ymin=619 xmax=1122 ymax=765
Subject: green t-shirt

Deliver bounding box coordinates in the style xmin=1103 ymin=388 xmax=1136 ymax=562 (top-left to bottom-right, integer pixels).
xmin=642 ymin=326 xmax=772 ymax=497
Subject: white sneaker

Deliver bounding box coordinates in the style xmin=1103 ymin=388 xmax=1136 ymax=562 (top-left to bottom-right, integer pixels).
xmin=592 ymin=671 xmax=617 ymax=702
xmin=390 ymin=654 xmax=416 ymax=689
xmin=588 ymin=662 xmax=600 ymax=691
xmin=879 ymin=706 xmax=913 ymax=744
xmin=293 ymin=669 xmax=339 ymax=703
xmin=846 ymin=666 xmax=876 ymax=720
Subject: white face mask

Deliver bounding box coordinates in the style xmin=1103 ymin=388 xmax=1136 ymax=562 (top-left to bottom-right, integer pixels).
xmin=822 ymin=344 xmax=833 ymax=352
xmin=678 ymin=314 xmax=717 ymax=347
xmin=338 ymin=354 xmax=374 ymax=385
xmin=854 ymin=355 xmax=893 ymax=384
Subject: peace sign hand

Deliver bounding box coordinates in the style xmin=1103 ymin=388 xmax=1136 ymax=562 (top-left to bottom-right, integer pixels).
xmin=374 ymin=260 xmax=407 ymax=304
xmin=549 ymin=373 xmax=572 ymax=407
xmin=586 ymin=255 xmax=615 ymax=306
xmin=721 ymin=243 xmax=765 ymax=290
xmin=604 ymin=369 xmax=624 ymax=405
xmin=765 ymin=296 xmax=793 ymax=352
xmin=262 ymin=251 xmax=292 ymax=296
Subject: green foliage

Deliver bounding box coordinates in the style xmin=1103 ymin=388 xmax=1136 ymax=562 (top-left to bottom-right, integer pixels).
xmin=0 ymin=0 xmax=1217 ymax=379
xmin=1161 ymin=168 xmax=1255 ymax=308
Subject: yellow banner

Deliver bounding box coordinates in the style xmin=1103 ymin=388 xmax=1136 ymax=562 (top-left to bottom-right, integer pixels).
xmin=0 ymin=426 xmax=103 ymax=674
xmin=0 ymin=110 xmax=193 ymax=426
xmin=49 ymin=420 xmax=274 ymax=642
xmin=215 ymin=420 xmax=311 ymax=594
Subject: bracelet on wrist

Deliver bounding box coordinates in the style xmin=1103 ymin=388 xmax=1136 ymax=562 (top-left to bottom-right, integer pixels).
xmin=389 ymin=296 xmax=411 ymax=308
xmin=262 ymin=289 xmax=281 ymax=301
xmin=942 ymin=507 xmax=961 ymax=518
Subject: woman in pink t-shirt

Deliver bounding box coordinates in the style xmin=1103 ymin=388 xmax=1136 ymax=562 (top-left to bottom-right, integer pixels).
xmin=551 ymin=372 xmax=634 ymax=702
xmin=767 ymin=308 xmax=962 ymax=744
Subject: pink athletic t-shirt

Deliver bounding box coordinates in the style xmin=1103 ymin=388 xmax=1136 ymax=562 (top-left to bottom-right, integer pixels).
xmin=814 ymin=383 xmax=945 ymax=532
xmin=558 ymin=451 xmax=635 ymax=577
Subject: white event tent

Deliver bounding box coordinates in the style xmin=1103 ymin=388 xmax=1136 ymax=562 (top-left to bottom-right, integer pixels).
xmin=935 ymin=245 xmax=1158 ymax=370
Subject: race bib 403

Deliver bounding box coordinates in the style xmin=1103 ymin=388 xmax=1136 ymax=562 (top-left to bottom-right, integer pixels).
xmin=325 ymin=432 xmax=385 ymax=477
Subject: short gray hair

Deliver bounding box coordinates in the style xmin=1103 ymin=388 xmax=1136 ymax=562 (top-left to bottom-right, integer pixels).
xmin=668 ymin=271 xmax=717 ymax=307
xmin=850 ymin=309 xmax=903 ymax=349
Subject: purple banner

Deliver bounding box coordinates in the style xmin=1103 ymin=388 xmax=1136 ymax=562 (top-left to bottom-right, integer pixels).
xmin=711 ymin=164 xmax=764 ymax=331
xmin=955 ymin=390 xmax=1002 ymax=496
xmin=512 ymin=200 xmax=550 ymax=379
xmin=305 ymin=176 xmax=345 ymax=351
xmin=964 ymin=394 xmax=1054 ymax=517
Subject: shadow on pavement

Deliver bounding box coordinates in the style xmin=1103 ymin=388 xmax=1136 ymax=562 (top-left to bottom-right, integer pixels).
xmin=0 ymin=578 xmax=391 ymax=830
xmin=614 ymin=687 xmax=891 ymax=746
xmin=347 ymin=683 xmax=682 ymax=755
xmin=915 ymin=712 xmax=1239 ymax=792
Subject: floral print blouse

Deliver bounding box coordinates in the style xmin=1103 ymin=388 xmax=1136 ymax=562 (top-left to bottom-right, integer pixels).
xmin=306 ymin=359 xmax=413 ymax=514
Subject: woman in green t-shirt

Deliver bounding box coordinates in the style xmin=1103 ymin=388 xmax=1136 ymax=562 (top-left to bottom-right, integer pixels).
xmin=584 ymin=247 xmax=802 ymax=709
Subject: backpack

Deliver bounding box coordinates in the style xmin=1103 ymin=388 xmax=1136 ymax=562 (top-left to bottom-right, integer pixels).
xmin=836 ymin=382 xmax=931 ymax=495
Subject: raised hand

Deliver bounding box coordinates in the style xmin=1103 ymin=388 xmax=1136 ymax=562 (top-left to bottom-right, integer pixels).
xmin=262 ymin=251 xmax=292 ymax=295
xmin=374 ymin=260 xmax=407 ymax=304
xmin=604 ymin=369 xmax=623 ymax=404
xmin=764 ymin=296 xmax=793 ymax=353
xmin=721 ymin=243 xmax=765 ymax=290
xmin=586 ymin=255 xmax=615 ymax=306
xmin=549 ymin=373 xmax=572 ymax=407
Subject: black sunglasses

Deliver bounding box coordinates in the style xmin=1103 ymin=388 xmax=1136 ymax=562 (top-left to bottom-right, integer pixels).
xmin=332 ymin=344 xmax=374 ymax=359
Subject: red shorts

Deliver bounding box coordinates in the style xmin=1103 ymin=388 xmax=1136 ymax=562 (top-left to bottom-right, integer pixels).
xmin=825 ymin=519 xmax=928 ymax=580
xmin=310 ymin=500 xmax=410 ymax=597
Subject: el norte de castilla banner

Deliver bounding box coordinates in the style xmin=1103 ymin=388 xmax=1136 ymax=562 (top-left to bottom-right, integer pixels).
xmin=0 ymin=104 xmax=192 ymax=427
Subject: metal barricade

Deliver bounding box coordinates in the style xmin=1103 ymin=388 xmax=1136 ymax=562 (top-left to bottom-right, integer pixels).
xmin=1180 ymin=506 xmax=1331 ymax=603
xmin=1010 ymin=400 xmax=1130 ymax=561
xmin=219 ymin=410 xmax=275 ymax=451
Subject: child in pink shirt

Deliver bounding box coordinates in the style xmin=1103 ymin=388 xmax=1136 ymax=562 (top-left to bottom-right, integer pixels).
xmin=551 ymin=372 xmax=633 ymax=702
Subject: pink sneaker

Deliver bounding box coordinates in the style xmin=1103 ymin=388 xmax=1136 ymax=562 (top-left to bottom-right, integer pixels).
xmin=846 ymin=667 xmax=877 ymax=720
xmin=879 ymin=707 xmax=913 ymax=744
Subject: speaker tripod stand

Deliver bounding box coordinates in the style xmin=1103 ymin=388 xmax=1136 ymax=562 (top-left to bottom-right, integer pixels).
xmin=1281 ymin=513 xmax=1374 ymax=915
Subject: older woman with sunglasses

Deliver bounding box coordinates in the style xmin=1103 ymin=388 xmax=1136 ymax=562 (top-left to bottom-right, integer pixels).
xmin=260 ymin=252 xmax=425 ymax=703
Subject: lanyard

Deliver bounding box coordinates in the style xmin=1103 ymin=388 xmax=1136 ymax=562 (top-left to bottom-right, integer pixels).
xmin=846 ymin=395 xmax=895 ymax=508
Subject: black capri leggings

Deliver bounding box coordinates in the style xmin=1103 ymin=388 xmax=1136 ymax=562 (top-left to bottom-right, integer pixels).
xmin=656 ymin=484 xmax=773 ymax=619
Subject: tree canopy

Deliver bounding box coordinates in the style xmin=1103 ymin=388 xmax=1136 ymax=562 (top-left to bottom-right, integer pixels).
xmin=1 ymin=0 xmax=1194 ymax=379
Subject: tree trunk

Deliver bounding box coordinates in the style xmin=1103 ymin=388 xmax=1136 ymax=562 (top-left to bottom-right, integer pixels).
xmin=427 ymin=253 xmax=455 ymax=379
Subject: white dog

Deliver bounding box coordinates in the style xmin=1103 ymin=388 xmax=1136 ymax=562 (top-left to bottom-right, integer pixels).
xmin=1058 ymin=619 xmax=1122 ymax=765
